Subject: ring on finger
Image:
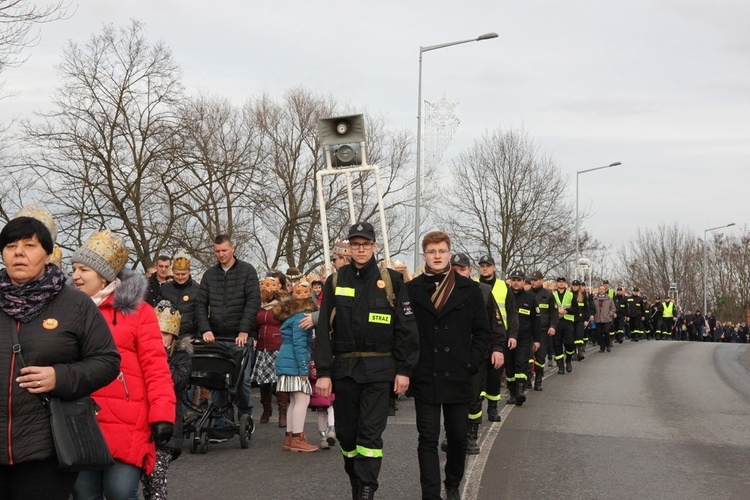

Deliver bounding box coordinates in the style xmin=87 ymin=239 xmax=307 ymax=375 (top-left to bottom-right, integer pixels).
xmin=36 ymin=380 xmax=41 ymax=387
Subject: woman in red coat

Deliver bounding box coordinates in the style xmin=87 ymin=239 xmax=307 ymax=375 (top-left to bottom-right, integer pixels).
xmin=70 ymin=230 xmax=175 ymax=500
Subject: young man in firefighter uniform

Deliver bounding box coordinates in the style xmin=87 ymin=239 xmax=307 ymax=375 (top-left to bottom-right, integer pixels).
xmin=506 ymin=270 xmax=540 ymax=406
xmin=314 ymin=222 xmax=419 ymax=500
xmin=613 ymin=286 xmax=629 ymax=343
xmin=659 ymin=296 xmax=676 ymax=340
xmin=529 ymin=270 xmax=558 ymax=391
xmin=552 ymin=277 xmax=577 ymax=374
xmin=627 ymin=287 xmax=646 ymax=341
xmin=477 ymin=255 xmax=518 ymax=420
xmin=449 ymin=252 xmax=506 ymax=456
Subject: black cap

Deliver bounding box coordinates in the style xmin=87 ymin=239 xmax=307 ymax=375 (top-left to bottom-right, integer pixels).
xmin=530 ymin=270 xmax=544 ymax=280
xmin=478 ymin=254 xmax=495 ymax=266
xmin=655 ymin=296 xmax=661 ymax=300
xmin=509 ymin=269 xmax=524 ymax=279
xmin=632 ymin=286 xmax=640 ymax=292
xmin=348 ymin=222 xmax=376 ymax=241
xmin=603 ymin=280 xmax=610 ymax=284
xmin=556 ymin=276 xmax=566 ymax=282
xmin=524 ymin=277 xmax=532 ymax=284
xmin=450 ymin=253 xmax=471 ymax=268
xmin=581 ymin=281 xmax=587 ymax=286
xmin=617 ymin=286 xmax=624 ymax=291
xmin=572 ymin=279 xmax=582 ymax=286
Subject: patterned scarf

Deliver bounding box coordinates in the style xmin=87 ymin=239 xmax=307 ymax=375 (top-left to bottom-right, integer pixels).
xmin=424 ymin=263 xmax=456 ymax=312
xmin=0 ymin=264 xmax=67 ymax=323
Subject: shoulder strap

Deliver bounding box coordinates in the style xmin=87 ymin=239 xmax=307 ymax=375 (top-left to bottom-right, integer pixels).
xmin=380 ymin=268 xmax=395 ymax=308
xmin=328 ymin=272 xmax=339 ymax=336
xmin=9 ymin=319 xmax=27 ymax=369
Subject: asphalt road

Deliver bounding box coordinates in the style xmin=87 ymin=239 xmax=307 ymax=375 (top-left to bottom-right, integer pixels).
xmin=167 ymin=341 xmax=750 ymax=499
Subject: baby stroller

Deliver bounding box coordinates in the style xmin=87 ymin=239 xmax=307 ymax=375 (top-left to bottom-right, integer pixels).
xmin=185 ymin=342 xmax=254 ymax=453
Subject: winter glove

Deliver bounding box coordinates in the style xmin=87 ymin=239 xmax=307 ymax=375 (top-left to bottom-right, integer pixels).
xmin=150 ymin=421 xmax=174 ymax=448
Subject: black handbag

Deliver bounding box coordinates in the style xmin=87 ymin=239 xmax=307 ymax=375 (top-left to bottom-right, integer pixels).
xmin=10 ymin=320 xmax=114 ymax=471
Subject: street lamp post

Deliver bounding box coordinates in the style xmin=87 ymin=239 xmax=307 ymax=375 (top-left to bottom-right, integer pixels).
xmin=703 ymin=222 xmax=736 ymax=314
xmin=575 ymin=162 xmax=622 ymax=274
xmin=414 ymin=32 xmax=498 ymax=270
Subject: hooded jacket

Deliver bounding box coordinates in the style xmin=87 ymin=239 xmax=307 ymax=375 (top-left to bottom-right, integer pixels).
xmin=0 ymin=285 xmax=120 ymax=465
xmin=92 ymin=270 xmax=176 ymax=474
xmin=274 ymin=298 xmax=317 ymax=376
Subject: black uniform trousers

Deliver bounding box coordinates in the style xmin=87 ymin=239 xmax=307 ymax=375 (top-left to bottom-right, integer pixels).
xmin=531 ymin=330 xmax=549 ymax=376
xmin=597 ymin=322 xmax=612 ymax=349
xmin=554 ymin=319 xmax=576 ymax=361
xmin=658 ymin=317 xmax=674 ymax=339
xmin=505 ymin=334 xmax=531 ymax=385
xmin=468 ymin=358 xmax=489 ymax=421
xmin=612 ymin=315 xmax=626 ymax=343
xmin=629 ymin=316 xmax=644 ymax=340
xmin=573 ymin=321 xmax=586 ymax=349
xmin=415 ymin=399 xmax=468 ymax=500
xmin=482 ymin=359 xmax=503 ymax=403
xmin=332 ymin=377 xmax=390 ymax=491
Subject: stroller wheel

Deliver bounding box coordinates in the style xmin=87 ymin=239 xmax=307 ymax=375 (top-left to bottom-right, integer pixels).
xmin=239 ymin=414 xmax=253 ymax=449
xmin=198 ymin=431 xmax=209 ymax=454
xmin=188 ymin=431 xmax=197 ymax=454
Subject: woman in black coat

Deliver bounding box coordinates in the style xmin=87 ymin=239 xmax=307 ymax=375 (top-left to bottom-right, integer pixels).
xmin=0 ymin=216 xmax=120 ymax=500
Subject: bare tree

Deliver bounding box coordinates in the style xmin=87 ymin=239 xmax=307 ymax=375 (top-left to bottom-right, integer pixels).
xmin=441 ymin=127 xmax=583 ymax=275
xmin=617 ymin=223 xmax=702 ymax=309
xmin=712 ymin=228 xmax=750 ymax=321
xmin=22 ymin=19 xmax=183 ymax=267
xmin=169 ymin=92 xmax=266 ymax=269
xmin=0 ymin=0 xmax=69 ymax=76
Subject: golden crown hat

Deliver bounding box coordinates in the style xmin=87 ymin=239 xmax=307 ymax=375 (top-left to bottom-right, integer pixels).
xmin=14 ymin=205 xmax=58 ymax=242
xmin=260 ymin=277 xmax=281 ymax=292
xmin=292 ymin=282 xmax=312 ymax=300
xmin=74 ymin=229 xmax=129 ymax=282
xmin=155 ymin=300 xmax=181 ymax=336
xmin=48 ymin=246 xmax=63 ymax=269
xmin=172 ymin=252 xmax=191 ymax=271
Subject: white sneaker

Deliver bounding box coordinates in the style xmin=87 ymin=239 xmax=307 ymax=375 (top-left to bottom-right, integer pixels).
xmin=325 ymin=425 xmax=336 ymax=446
xmin=319 ymin=432 xmax=330 ymax=450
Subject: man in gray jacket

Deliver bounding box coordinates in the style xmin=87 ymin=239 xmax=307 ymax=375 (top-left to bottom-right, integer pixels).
xmin=593 ymin=285 xmax=616 ymax=352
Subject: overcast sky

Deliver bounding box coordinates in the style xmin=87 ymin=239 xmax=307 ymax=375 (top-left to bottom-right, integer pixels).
xmin=3 ymin=0 xmax=748 ymax=267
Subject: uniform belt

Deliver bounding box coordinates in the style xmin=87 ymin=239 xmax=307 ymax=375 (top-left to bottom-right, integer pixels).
xmin=335 ymin=352 xmax=392 ymax=358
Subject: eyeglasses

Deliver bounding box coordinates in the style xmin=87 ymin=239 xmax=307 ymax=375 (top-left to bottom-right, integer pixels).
xmin=349 ymin=242 xmax=374 ymax=250
xmin=423 ymin=249 xmax=450 ymax=256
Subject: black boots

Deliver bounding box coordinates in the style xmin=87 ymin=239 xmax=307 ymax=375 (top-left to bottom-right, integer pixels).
xmin=557 ymin=359 xmax=565 ymax=374
xmin=487 ymin=400 xmax=501 ymax=422
xmin=577 ymin=345 xmax=585 ymax=361
xmin=507 ymin=382 xmax=518 ymax=405
xmin=565 ymin=355 xmax=573 ymax=373
xmin=534 ymin=370 xmax=543 ymax=391
xmin=515 ymin=379 xmax=526 ymax=406
xmin=466 ymin=422 xmax=480 ymax=455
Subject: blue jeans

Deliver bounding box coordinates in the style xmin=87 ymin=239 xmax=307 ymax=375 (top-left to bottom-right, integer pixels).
xmin=210 ymin=342 xmax=254 ymax=425
xmin=72 ymin=460 xmax=142 ymax=500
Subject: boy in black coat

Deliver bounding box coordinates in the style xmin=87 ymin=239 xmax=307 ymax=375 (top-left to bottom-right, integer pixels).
xmin=407 ymin=231 xmax=492 ymax=500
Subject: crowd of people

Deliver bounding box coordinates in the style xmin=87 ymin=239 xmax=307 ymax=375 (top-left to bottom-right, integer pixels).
xmin=1 ymin=208 xmax=745 ymax=500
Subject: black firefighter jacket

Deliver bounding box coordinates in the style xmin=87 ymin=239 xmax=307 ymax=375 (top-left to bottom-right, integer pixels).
xmin=314 ymin=257 xmax=419 ymax=384
xmin=406 ymin=272 xmax=492 ymax=405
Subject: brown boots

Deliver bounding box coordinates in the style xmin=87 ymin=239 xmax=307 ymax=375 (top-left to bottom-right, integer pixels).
xmin=277 ymin=392 xmax=289 ymax=428
xmin=260 ymin=389 xmax=273 ymax=424
xmin=289 ymin=432 xmax=318 ymax=452
xmin=283 ymin=432 xmax=292 ymax=451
